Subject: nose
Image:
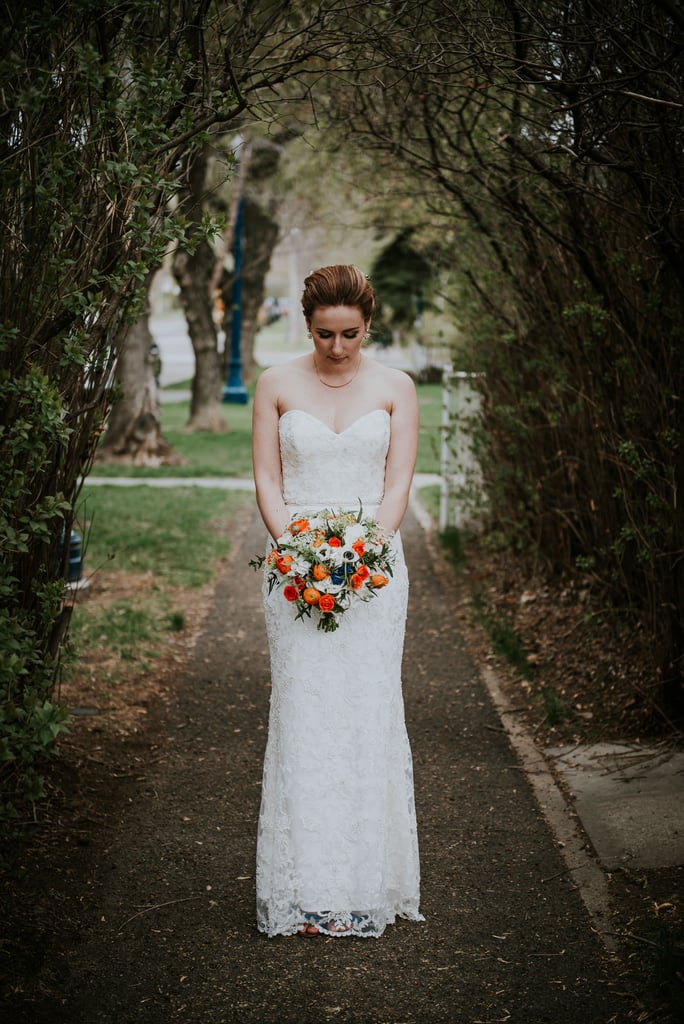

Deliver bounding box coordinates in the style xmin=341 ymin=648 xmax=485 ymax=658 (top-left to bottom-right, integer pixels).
xmin=331 ymin=334 xmax=344 ymax=354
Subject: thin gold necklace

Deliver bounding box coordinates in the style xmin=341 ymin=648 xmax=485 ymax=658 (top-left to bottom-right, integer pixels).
xmin=313 ymin=354 xmax=362 ymax=389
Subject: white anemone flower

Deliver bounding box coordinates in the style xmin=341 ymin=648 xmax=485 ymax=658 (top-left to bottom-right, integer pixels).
xmin=316 ymin=542 xmax=344 ymax=567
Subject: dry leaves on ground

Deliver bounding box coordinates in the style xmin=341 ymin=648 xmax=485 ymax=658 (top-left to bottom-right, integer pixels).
xmin=452 ymin=537 xmax=681 ymax=750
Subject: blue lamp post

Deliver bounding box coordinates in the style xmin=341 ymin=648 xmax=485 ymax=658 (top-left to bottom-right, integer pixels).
xmin=222 ymin=194 xmax=249 ymax=404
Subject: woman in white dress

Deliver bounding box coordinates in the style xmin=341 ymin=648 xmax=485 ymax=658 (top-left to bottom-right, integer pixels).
xmin=252 ymin=265 xmax=424 ymax=937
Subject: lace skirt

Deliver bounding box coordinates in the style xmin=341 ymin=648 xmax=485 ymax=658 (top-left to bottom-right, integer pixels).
xmin=256 ymin=528 xmax=424 ymax=938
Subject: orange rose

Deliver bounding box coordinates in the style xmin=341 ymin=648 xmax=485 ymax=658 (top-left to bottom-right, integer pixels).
xmin=276 ymin=554 xmax=294 ymax=574
xmin=356 ymin=564 xmax=370 ymax=581
xmin=302 ymin=588 xmax=321 ymax=605
xmin=350 ymin=573 xmax=364 ymax=590
xmin=327 ymin=536 xmax=342 ymax=548
xmin=352 ymin=539 xmax=365 ymax=556
xmin=289 ymin=518 xmax=310 ymax=535
xmin=283 ymin=585 xmax=299 ymax=602
xmin=313 ymin=563 xmax=329 ymax=581
xmin=370 ymin=574 xmax=388 ymax=588
xmin=319 ymin=594 xmax=335 ymax=612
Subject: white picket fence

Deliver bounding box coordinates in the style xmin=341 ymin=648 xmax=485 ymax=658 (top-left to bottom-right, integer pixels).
xmin=439 ymin=368 xmax=486 ymax=531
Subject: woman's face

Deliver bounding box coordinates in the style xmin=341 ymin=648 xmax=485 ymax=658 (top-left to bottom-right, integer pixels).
xmin=306 ymin=305 xmax=369 ymax=370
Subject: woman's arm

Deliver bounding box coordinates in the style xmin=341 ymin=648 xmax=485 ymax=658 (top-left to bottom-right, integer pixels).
xmin=377 ymin=370 xmax=419 ymax=533
xmin=252 ymin=369 xmax=289 ymax=540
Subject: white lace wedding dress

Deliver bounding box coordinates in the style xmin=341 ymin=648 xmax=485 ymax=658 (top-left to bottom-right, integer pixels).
xmin=256 ymin=408 xmax=424 ymax=938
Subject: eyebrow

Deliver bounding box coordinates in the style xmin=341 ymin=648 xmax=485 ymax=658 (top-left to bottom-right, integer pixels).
xmin=316 ymin=325 xmax=362 ymax=333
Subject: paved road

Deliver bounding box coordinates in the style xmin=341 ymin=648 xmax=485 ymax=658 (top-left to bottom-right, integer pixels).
xmin=9 ymin=507 xmax=635 ymax=1023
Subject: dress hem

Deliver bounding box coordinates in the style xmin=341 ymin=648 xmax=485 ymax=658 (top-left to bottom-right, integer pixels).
xmin=257 ymin=908 xmax=426 ymax=940
xmin=258 ymin=909 xmax=423 ymax=937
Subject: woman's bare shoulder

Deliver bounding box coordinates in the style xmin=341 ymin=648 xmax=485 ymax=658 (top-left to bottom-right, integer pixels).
xmin=258 ymin=357 xmax=311 ymax=387
xmin=366 ymin=359 xmax=416 ymax=396
xmin=255 ymin=357 xmax=313 ymax=410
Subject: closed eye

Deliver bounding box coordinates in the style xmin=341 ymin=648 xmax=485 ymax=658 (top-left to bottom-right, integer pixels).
xmin=315 ymin=330 xmax=360 ymax=339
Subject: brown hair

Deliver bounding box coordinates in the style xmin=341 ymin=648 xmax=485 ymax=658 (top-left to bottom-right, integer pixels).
xmin=301 ymin=265 xmax=376 ymax=322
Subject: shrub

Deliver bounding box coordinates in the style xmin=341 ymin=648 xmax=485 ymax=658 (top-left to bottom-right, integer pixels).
xmin=0 ymin=372 xmax=73 ymax=832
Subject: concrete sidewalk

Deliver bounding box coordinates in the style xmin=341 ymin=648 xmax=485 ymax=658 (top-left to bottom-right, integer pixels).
xmin=84 ymin=474 xmax=442 ymax=491
xmin=16 ymin=504 xmax=636 ymax=1024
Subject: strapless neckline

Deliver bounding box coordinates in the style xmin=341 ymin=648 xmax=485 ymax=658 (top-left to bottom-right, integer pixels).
xmin=278 ymin=405 xmax=390 ymax=509
xmin=279 ymin=408 xmax=390 ymax=437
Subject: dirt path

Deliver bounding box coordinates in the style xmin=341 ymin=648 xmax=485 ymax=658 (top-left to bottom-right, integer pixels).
xmin=5 ymin=507 xmax=636 ymax=1023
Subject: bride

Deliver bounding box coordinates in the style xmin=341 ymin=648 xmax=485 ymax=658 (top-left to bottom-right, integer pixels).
xmin=252 ymin=265 xmax=424 ymax=938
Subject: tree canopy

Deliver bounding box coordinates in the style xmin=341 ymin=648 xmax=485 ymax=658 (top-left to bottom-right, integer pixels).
xmin=0 ymin=0 xmax=379 ymax=822
xmin=314 ymin=0 xmax=684 ymax=706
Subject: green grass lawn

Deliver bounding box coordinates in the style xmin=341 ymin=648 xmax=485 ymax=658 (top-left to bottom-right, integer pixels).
xmin=91 ymin=379 xmax=443 ymax=479
xmin=91 ymin=386 xmax=256 ymax=478
xmin=76 ymin=485 xmax=253 ymax=586
xmin=67 ymin=486 xmax=255 ymax=695
xmin=416 ymin=483 xmax=441 ymax=522
xmin=415 ymin=383 xmax=442 ymax=475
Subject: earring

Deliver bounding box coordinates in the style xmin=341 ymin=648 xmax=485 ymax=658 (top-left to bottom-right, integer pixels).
xmin=363 ymin=330 xmax=371 ymax=342
xmin=307 ymin=330 xmax=313 ymax=340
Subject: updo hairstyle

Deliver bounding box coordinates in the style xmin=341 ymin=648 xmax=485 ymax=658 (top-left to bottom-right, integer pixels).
xmin=301 ymin=265 xmax=376 ymax=323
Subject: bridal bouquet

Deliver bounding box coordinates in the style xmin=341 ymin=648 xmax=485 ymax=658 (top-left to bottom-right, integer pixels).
xmin=251 ymin=507 xmax=395 ymax=632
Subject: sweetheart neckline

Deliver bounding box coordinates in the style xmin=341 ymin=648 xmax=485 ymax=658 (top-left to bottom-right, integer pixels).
xmin=279 ymin=408 xmax=390 ymax=437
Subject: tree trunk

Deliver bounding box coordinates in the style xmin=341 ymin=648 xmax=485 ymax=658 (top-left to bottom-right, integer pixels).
xmin=174 ymin=238 xmax=226 ymax=432
xmin=98 ymin=312 xmax=181 ymax=465
xmin=173 ymin=144 xmax=227 ymax=432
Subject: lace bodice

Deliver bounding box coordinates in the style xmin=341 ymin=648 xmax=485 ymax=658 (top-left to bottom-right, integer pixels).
xmin=279 ymin=408 xmax=390 ymax=508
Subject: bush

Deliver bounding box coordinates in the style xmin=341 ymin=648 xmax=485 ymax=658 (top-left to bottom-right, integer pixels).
xmin=0 ymin=0 xmax=276 ymax=830
xmin=0 ymin=371 xmax=73 ymax=833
